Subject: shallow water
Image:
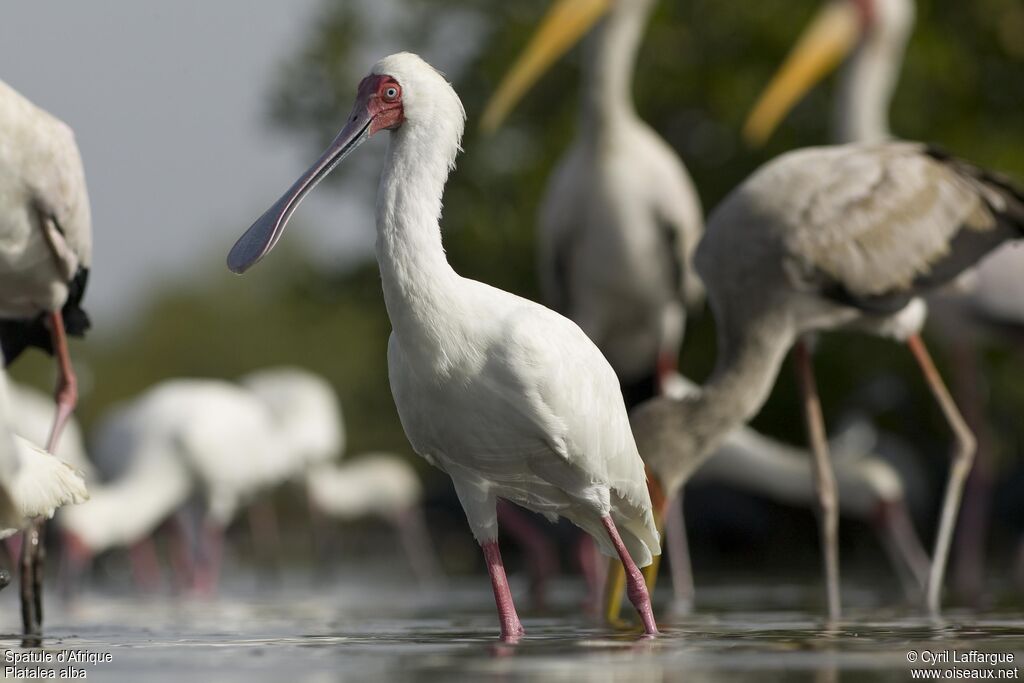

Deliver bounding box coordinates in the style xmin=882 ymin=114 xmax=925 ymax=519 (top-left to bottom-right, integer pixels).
xmin=0 ymin=571 xmax=1021 ymax=682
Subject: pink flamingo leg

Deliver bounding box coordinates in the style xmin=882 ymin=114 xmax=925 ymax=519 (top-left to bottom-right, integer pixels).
xmin=127 ymin=539 xmax=163 ymax=592
xmin=601 ymin=515 xmax=658 ymax=636
xmin=481 ymin=540 xmax=524 ymax=642
xmin=192 ymin=522 xmax=223 ymax=595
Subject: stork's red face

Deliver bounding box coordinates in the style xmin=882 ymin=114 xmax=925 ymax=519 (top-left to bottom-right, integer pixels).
xmin=227 ymin=72 xmax=406 ymax=274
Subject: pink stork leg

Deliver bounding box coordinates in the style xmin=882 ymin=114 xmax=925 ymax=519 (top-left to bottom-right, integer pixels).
xmin=906 ymin=334 xmax=976 ymax=615
xmin=793 ymin=338 xmax=842 ymax=621
xmin=127 ymin=539 xmax=164 ymax=592
xmin=601 ymin=515 xmax=658 ymax=635
xmin=481 ymin=540 xmax=525 ymax=641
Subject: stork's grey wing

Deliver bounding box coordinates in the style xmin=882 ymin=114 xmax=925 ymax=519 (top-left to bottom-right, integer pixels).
xmin=780 ymin=143 xmax=1024 ymax=312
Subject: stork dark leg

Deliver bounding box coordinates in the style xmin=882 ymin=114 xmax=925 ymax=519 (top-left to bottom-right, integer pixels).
xmin=481 ymin=540 xmax=525 ymax=642
xmin=793 ymin=338 xmax=841 ymax=621
xmin=664 ymin=493 xmax=694 ymax=614
xmin=601 ymin=515 xmax=657 ymax=636
xmin=906 ymin=334 xmax=976 ymax=615
xmin=19 ymin=313 xmax=79 ymax=640
xmin=20 ymin=521 xmax=43 ymax=643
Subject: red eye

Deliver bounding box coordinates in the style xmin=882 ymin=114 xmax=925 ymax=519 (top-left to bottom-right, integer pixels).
xmin=382 ymin=83 xmax=401 ymax=102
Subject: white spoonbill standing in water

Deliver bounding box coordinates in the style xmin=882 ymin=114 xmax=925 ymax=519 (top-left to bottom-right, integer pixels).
xmin=228 ymin=52 xmax=660 ymax=640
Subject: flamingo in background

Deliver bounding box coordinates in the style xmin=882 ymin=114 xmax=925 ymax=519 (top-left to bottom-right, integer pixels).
xmin=228 ymin=52 xmax=660 ymax=640
xmin=743 ymin=0 xmax=1024 ymax=603
xmin=0 ymin=78 xmax=92 ymax=636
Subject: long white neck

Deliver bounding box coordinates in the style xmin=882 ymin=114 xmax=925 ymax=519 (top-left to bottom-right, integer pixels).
xmin=832 ymin=4 xmax=913 ymax=143
xmin=375 ymin=123 xmax=462 ymax=354
xmin=579 ymin=1 xmax=652 ymax=135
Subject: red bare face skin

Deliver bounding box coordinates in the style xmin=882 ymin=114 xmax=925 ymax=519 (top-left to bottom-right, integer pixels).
xmin=852 ymin=0 xmax=876 ymax=30
xmin=357 ymin=74 xmax=405 ymax=135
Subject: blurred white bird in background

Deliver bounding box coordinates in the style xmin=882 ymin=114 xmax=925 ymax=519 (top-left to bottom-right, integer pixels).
xmin=60 ymin=368 xmax=345 ymax=593
xmin=306 ymin=452 xmax=441 ymax=585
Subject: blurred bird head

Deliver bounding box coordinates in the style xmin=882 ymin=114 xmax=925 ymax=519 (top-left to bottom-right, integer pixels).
xmin=480 ymin=0 xmax=656 ymax=133
xmin=742 ymin=0 xmax=915 ymax=146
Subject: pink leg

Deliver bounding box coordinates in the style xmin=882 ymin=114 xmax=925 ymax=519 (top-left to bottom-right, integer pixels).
xmin=496 ymin=500 xmax=559 ymax=608
xmin=601 ymin=515 xmax=657 ymax=635
xmin=481 ymin=540 xmax=524 ymax=642
xmin=45 ymin=312 xmax=78 ymax=453
xmin=168 ymin=515 xmax=198 ymax=591
xmin=127 ymin=539 xmax=163 ymax=592
xmin=192 ymin=522 xmax=223 ymax=595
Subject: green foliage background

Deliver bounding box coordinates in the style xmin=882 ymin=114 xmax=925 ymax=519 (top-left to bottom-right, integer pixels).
xmin=12 ymin=0 xmax=1024 ymax=524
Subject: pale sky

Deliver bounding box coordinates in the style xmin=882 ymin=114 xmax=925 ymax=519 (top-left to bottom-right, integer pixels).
xmin=0 ymin=1 xmax=384 ymax=330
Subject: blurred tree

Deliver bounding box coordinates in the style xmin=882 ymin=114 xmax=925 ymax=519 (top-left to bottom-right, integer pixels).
xmin=11 ymin=0 xmax=1021 ymax=570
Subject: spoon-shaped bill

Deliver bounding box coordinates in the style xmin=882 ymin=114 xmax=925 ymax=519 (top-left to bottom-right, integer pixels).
xmin=227 ymin=108 xmax=373 ymax=274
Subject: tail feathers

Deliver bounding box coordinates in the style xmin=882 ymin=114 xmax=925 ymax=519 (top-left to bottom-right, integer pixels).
xmin=9 ymin=437 xmax=88 ymax=521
